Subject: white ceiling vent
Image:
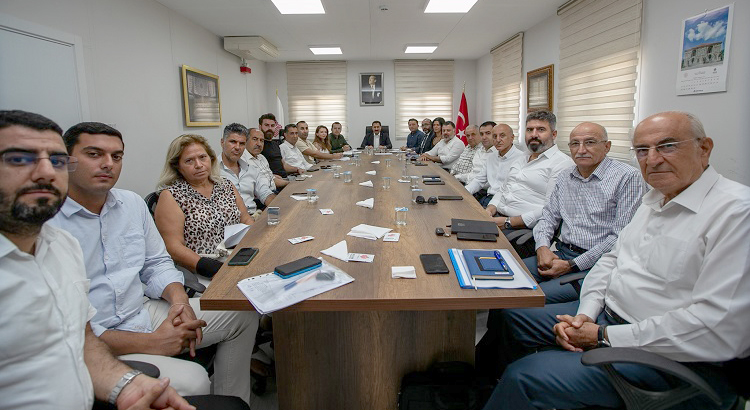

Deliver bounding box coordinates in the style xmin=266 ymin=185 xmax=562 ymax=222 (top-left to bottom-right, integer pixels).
xmin=223 ymin=36 xmax=280 ymax=61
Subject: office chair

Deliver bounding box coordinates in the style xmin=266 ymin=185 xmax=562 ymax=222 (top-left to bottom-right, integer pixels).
xmin=365 ymin=125 xmax=389 ymax=135
xmin=559 ymin=275 xmax=747 ymax=410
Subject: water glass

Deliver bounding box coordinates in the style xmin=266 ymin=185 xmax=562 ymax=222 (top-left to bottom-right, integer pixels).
xmin=385 ymin=158 xmax=392 ymax=167
xmin=306 ymin=188 xmax=318 ymax=204
xmin=267 ymin=207 xmax=280 ymax=226
xmin=410 ymin=175 xmax=420 ymax=189
xmin=382 ymin=177 xmax=391 ymax=190
xmin=401 ymin=162 xmax=409 ymax=179
xmin=343 ymin=171 xmax=353 ymax=183
xmin=395 ymin=207 xmax=408 ymax=226
xmin=411 ymin=188 xmax=423 ymax=203
xmin=353 ymin=154 xmax=361 ymax=166
xmin=332 ymin=165 xmax=341 ymax=178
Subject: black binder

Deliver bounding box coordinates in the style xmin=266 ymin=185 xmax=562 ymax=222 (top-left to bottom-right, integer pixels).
xmin=450 ymin=218 xmax=500 ymax=236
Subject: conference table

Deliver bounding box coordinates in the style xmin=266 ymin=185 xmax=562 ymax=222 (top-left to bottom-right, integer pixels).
xmin=200 ymin=153 xmax=544 ymax=410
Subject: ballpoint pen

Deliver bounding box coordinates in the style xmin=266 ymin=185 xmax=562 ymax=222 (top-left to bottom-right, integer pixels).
xmin=283 ymin=269 xmax=319 ymax=290
xmin=493 ymin=250 xmax=509 ymax=271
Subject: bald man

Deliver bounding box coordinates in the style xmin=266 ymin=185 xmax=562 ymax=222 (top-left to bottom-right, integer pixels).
xmin=465 ymin=123 xmax=523 ymax=207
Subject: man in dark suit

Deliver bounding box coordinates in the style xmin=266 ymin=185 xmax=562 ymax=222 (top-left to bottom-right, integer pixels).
xmin=360 ymin=120 xmax=392 ymax=149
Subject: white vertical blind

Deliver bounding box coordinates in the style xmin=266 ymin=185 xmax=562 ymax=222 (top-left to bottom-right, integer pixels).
xmin=557 ymin=0 xmax=642 ymax=160
xmin=394 ymin=60 xmax=454 ymax=141
xmin=491 ymin=33 xmax=523 ymax=136
xmin=286 ymin=61 xmax=348 ymax=134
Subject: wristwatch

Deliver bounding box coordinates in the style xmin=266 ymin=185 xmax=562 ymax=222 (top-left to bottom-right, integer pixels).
xmin=597 ymin=325 xmax=611 ymax=348
xmin=504 ymin=218 xmax=512 ymax=229
xmin=567 ymin=259 xmax=579 ymax=272
xmin=108 ymin=369 xmax=143 ymax=405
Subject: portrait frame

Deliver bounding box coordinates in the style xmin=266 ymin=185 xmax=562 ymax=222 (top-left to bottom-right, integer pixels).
xmin=360 ymin=72 xmax=384 ymax=106
xmin=181 ymin=65 xmax=222 ymax=127
xmin=526 ymin=64 xmax=554 ymax=113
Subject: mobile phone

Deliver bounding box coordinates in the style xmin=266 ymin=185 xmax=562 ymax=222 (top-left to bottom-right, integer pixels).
xmin=422 ymin=175 xmax=440 ymax=179
xmin=456 ymin=232 xmax=497 ymax=242
xmin=307 ymin=168 xmax=320 ymax=172
xmin=437 ymin=196 xmax=463 ymax=200
xmin=227 ymin=247 xmax=259 ymax=266
xmin=419 ymin=254 xmax=450 ymax=274
xmin=414 ymin=162 xmax=428 ymax=166
xmin=274 ymin=256 xmax=322 ymax=279
xmin=423 ymin=180 xmax=445 ymax=185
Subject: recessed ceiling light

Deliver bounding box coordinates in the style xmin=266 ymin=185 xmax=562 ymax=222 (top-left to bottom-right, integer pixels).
xmin=405 ymin=45 xmax=438 ymax=54
xmin=310 ymin=47 xmax=342 ymax=55
xmin=424 ymin=0 xmax=478 ymax=13
xmin=271 ymin=0 xmax=325 ymax=15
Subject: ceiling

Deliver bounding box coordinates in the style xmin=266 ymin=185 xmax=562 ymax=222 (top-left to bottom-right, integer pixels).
xmin=154 ymin=0 xmax=563 ymax=62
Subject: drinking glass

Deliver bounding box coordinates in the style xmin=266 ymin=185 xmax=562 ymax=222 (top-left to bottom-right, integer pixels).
xmin=267 ymin=207 xmax=280 ymax=226
xmin=382 ymin=177 xmax=391 ymax=190
xmin=395 ymin=207 xmax=408 ymax=226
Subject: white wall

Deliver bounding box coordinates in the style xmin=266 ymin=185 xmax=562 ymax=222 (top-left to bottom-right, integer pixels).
xmin=475 ymin=53 xmax=492 ymax=123
xmin=639 ymin=0 xmax=749 ymax=185
xmin=0 ymin=0 xmax=268 ymax=196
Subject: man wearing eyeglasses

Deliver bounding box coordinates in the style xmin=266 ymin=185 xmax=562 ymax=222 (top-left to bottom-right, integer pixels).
xmin=0 ymin=110 xmax=192 ymax=409
xmin=480 ymin=111 xmax=750 ymax=410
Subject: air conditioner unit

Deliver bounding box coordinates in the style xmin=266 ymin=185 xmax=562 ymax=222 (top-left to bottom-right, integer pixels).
xmin=223 ymin=36 xmax=280 ymax=61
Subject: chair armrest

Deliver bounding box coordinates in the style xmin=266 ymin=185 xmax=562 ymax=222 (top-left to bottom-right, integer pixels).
xmin=504 ymin=229 xmax=533 ymax=245
xmin=559 ymin=272 xmax=587 ymax=286
xmin=183 ymin=270 xmax=206 ymax=297
xmin=582 ymin=347 xmax=722 ymax=405
xmin=121 ymin=360 xmax=160 ymax=378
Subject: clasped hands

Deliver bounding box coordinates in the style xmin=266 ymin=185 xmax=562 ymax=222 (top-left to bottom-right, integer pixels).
xmin=536 ymin=246 xmax=573 ymax=279
xmin=151 ymin=304 xmax=206 ymax=357
xmin=554 ymin=314 xmax=600 ymax=352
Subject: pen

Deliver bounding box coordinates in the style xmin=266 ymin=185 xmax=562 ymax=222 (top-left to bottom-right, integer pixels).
xmin=493 ymin=250 xmax=509 ymax=271
xmin=283 ymin=269 xmax=318 ymax=290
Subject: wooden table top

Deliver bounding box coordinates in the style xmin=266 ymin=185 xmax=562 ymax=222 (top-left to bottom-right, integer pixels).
xmin=200 ymin=153 xmax=544 ymax=311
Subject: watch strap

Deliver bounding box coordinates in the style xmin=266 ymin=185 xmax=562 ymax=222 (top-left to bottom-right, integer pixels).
xmin=108 ymin=369 xmax=143 ymax=405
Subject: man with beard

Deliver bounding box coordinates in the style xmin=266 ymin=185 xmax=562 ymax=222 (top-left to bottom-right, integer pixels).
xmin=0 ymin=110 xmax=191 ymax=410
xmin=487 ymin=111 xmax=574 ymax=258
xmin=258 ymin=113 xmax=303 ymax=177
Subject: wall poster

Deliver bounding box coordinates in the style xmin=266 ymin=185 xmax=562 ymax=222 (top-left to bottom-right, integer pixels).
xmin=677 ymin=4 xmax=733 ymax=95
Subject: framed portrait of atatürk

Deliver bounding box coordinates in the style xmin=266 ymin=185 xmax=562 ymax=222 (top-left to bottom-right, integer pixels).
xmin=360 ymin=72 xmax=384 ymax=106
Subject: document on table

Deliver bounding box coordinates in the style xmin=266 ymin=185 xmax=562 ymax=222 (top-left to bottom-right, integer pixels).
xmin=448 ymin=248 xmax=537 ymax=289
xmin=237 ymin=259 xmax=354 ymax=314
xmin=224 ymin=223 xmax=251 ymax=248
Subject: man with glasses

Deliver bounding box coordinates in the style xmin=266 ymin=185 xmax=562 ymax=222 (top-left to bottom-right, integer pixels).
xmin=0 ymin=110 xmax=191 ymax=409
xmin=480 ymin=112 xmax=750 ymax=410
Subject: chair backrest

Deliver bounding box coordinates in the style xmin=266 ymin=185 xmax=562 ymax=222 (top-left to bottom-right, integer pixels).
xmin=365 ymin=125 xmax=389 ymax=136
xmin=144 ymin=191 xmax=159 ymax=217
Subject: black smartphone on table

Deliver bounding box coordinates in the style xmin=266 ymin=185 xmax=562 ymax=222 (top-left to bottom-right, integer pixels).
xmin=228 ymin=247 xmax=259 ymax=266
xmin=419 ymin=254 xmax=450 ymax=274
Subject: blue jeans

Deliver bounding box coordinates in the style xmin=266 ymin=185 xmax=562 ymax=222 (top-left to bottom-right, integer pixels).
xmin=522 ymin=245 xmax=589 ymax=304
xmin=481 ymin=302 xmax=737 ymax=410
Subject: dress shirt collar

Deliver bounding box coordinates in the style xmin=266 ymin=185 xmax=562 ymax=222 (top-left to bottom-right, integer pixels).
xmin=570 ymin=156 xmax=613 ymax=182
xmin=499 ymin=145 xmax=520 ymax=158
xmin=480 ymin=145 xmax=495 ymax=154
xmin=60 ymin=191 xmax=121 ymax=218
xmin=528 ymin=143 xmax=562 ymax=162
xmin=0 ymin=223 xmax=60 ymax=258
xmin=642 ymin=165 xmax=719 ymax=213
xmin=220 ymin=157 xmax=248 ymax=173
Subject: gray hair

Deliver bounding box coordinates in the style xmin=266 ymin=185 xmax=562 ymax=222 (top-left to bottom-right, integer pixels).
xmin=465 ymin=124 xmax=479 ymax=133
xmin=526 ymin=110 xmax=557 ymax=131
xmin=222 ymin=123 xmax=248 ymax=140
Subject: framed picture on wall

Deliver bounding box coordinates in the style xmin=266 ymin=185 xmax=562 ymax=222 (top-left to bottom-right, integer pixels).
xmin=181 ymin=65 xmax=222 ymax=126
xmin=360 ymin=72 xmax=384 ymax=106
xmin=527 ymin=64 xmax=554 ymax=113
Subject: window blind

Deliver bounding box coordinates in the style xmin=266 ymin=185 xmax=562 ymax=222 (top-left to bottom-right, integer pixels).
xmin=394 ymin=60 xmax=454 ymax=141
xmin=286 ymin=61 xmax=348 ymax=135
xmin=491 ymin=33 xmax=523 ymax=136
xmin=557 ymin=0 xmax=642 ymax=161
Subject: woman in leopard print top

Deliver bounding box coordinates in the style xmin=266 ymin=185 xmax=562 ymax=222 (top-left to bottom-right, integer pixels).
xmin=154 ymin=134 xmax=254 ymax=277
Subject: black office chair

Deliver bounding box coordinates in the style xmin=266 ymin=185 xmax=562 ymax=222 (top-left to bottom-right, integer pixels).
xmin=365 ymin=125 xmax=389 ymax=135
xmin=560 ymin=275 xmax=748 ymax=410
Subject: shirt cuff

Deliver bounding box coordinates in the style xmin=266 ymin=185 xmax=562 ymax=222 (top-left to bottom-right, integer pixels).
xmin=144 ymin=270 xmax=185 ymax=300
xmin=520 ymin=212 xmax=538 ymax=228
xmin=577 ymin=299 xmax=603 ymax=323
xmin=604 ymin=324 xmax=636 ymax=348
xmin=90 ymin=321 xmax=108 ymax=337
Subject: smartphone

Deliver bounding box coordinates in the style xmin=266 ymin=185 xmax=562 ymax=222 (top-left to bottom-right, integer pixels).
xmin=422 ymin=175 xmax=441 ymax=179
xmin=456 ymin=232 xmax=497 ymax=242
xmin=227 ymin=247 xmax=259 ymax=266
xmin=274 ymin=256 xmax=322 ymax=279
xmin=419 ymin=254 xmax=450 ymax=274
xmin=437 ymin=196 xmax=464 ymax=200
xmin=423 ymin=180 xmax=445 ymax=185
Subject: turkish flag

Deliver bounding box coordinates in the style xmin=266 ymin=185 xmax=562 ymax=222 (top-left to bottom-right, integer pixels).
xmin=455 ymin=92 xmax=469 ymax=145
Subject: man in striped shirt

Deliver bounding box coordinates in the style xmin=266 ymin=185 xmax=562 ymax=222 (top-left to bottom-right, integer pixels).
xmin=525 ymin=122 xmax=645 ymax=303
xmin=449 ymin=124 xmax=481 ymax=183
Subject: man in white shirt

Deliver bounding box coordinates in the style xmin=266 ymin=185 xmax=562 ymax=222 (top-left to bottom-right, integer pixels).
xmin=279 ymin=124 xmax=314 ymax=171
xmin=294 ymin=120 xmax=343 ymax=163
xmin=0 ymin=110 xmax=191 ymax=410
xmin=449 ymin=124 xmax=481 ymax=182
xmin=219 ymin=123 xmax=275 ymax=217
xmin=419 ymin=121 xmax=465 ymax=170
xmin=466 ymin=123 xmax=523 ymax=207
xmin=487 ymin=111 xmax=574 ymax=257
xmin=481 ymin=112 xmax=750 ymax=410
xmin=244 ymin=128 xmax=287 ymax=191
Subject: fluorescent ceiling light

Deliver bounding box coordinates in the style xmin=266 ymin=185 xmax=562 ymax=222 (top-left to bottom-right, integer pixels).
xmin=405 ymin=45 xmax=438 ymax=54
xmin=424 ymin=0 xmax=478 ymax=13
xmin=310 ymin=47 xmax=342 ymax=55
xmin=271 ymin=0 xmax=325 ymax=14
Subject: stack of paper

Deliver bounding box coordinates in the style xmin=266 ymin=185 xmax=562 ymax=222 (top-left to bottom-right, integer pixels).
xmin=359 ymin=180 xmax=374 ymax=187
xmin=347 ymin=224 xmax=392 ymax=240
xmin=356 ymin=198 xmax=374 ymax=208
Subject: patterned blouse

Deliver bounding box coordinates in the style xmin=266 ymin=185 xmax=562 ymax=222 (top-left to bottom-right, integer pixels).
xmin=165 ymin=177 xmax=240 ymax=254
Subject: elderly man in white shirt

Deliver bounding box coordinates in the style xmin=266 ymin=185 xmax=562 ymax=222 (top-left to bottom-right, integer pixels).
xmin=480 ymin=111 xmax=750 ymax=410
xmin=419 ymin=121 xmax=465 ymax=170
xmin=465 ymin=123 xmax=523 ymax=207
xmin=487 ymin=111 xmax=574 ymax=257
xmin=279 ymin=123 xmax=314 ymax=172
xmin=219 ymin=123 xmax=276 ymax=217
xmin=0 ymin=110 xmax=191 ymax=410
xmin=449 ymin=124 xmax=481 ymax=183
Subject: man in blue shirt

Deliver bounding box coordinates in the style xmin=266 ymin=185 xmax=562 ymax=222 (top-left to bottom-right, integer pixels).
xmin=400 ymin=118 xmax=425 ymax=152
xmin=49 ymin=122 xmax=258 ymax=404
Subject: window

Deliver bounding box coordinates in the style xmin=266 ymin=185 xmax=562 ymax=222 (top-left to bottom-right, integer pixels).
xmin=557 ymin=0 xmax=643 ymax=161
xmin=394 ymin=60 xmax=454 ymax=141
xmin=286 ymin=61 xmax=348 ymax=134
xmin=491 ymin=33 xmax=523 ymax=136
